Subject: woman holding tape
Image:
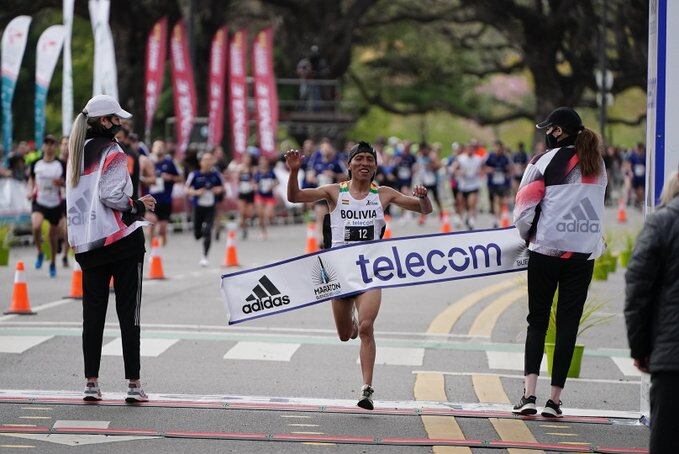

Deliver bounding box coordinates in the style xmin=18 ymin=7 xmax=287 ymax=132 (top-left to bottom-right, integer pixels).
xmin=286 ymin=141 xmax=432 ymax=410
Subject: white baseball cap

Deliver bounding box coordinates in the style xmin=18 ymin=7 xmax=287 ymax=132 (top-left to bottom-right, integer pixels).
xmin=83 ymin=94 xmax=132 ymax=119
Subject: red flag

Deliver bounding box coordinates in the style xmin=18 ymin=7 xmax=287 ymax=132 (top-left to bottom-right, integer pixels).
xmin=252 ymin=28 xmax=279 ymax=159
xmin=207 ymin=26 xmax=228 ymax=148
xmin=169 ymin=20 xmax=197 ymax=159
xmin=144 ymin=17 xmax=168 ymax=137
xmin=229 ymin=30 xmax=249 ymax=161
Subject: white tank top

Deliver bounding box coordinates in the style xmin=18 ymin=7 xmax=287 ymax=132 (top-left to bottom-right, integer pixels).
xmin=330 ymin=181 xmax=386 ymax=247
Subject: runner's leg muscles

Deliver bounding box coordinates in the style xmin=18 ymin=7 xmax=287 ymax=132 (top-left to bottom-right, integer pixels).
xmin=332 ymin=297 xmax=355 ymax=342
xmin=356 ymin=289 xmax=381 ymax=386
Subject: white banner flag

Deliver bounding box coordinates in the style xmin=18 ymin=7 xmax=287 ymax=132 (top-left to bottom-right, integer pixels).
xmin=35 ymin=25 xmax=65 ymax=148
xmin=1 ymin=15 xmax=32 ymax=155
xmin=62 ymin=0 xmax=74 ymax=136
xmin=221 ymin=227 xmax=529 ymax=325
xmin=88 ymin=0 xmax=117 ymax=98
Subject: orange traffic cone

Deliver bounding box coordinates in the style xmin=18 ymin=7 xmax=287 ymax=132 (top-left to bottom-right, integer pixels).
xmin=305 ymin=222 xmax=319 ymax=253
xmin=224 ymin=227 xmax=240 ymax=267
xmin=617 ymin=198 xmax=628 ymax=224
xmin=4 ymin=261 xmax=35 ymax=315
xmin=148 ymin=237 xmax=166 ymax=279
xmin=66 ymin=261 xmax=83 ymax=299
xmin=440 ymin=211 xmax=452 ymax=233
xmin=383 ymin=215 xmax=393 ymax=239
xmin=500 ymin=204 xmax=511 ymax=228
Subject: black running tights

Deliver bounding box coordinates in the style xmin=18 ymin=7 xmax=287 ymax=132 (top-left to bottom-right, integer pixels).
xmin=193 ymin=206 xmax=216 ymax=256
xmin=524 ymin=251 xmax=594 ymax=388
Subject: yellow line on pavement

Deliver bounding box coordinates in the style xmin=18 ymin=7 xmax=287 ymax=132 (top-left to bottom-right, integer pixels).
xmin=472 ymin=367 xmax=542 ymax=454
xmin=539 ymin=424 xmax=570 ymax=429
xmin=414 ymin=373 xmax=470 ymax=454
xmin=468 ymin=288 xmax=527 ymax=337
xmin=427 ymin=279 xmax=518 ymax=334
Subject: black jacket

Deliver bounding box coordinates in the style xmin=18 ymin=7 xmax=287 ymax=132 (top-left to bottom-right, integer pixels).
xmin=625 ymin=195 xmax=679 ymax=372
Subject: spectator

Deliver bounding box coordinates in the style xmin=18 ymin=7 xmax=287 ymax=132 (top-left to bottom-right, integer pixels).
xmin=625 ymin=170 xmax=679 ymax=453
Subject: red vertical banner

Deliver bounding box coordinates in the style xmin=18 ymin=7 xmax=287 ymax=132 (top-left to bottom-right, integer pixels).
xmin=207 ymin=26 xmax=228 ymax=148
xmin=169 ymin=19 xmax=197 ymax=159
xmin=228 ymin=29 xmax=248 ymax=161
xmin=144 ymin=17 xmax=168 ymax=138
xmin=252 ymin=28 xmax=279 ymax=159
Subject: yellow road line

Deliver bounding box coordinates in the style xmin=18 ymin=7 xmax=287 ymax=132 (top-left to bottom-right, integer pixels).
xmin=560 ymin=441 xmax=591 ymax=445
xmin=416 ymin=278 xmax=520 ymax=454
xmin=468 ymin=288 xmax=527 ymax=337
xmin=427 ymin=279 xmax=518 ymax=334
xmin=414 ymin=373 xmax=470 ymax=454
xmin=473 ymin=373 xmax=542 ymax=454
xmin=539 ymin=424 xmax=570 ymax=429
xmin=19 ymin=407 xmax=51 ymax=411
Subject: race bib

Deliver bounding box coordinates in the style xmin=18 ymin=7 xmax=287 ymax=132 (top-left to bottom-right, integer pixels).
xmin=260 ymin=179 xmax=275 ymax=193
xmin=318 ymin=173 xmax=333 ymax=186
xmin=423 ymin=172 xmax=436 ymax=186
xmin=150 ymin=177 xmax=164 ymax=194
xmin=344 ymin=225 xmax=374 ymax=241
xmin=239 ymin=181 xmax=253 ymax=193
xmin=397 ymin=166 xmax=411 ymax=180
xmin=198 ymin=190 xmax=215 ymax=207
xmin=492 ymin=171 xmax=506 ymax=185
xmin=634 ymin=164 xmax=645 ymax=178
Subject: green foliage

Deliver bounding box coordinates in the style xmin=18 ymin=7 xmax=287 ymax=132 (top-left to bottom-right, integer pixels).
xmin=547 ymin=291 xmax=615 ymax=341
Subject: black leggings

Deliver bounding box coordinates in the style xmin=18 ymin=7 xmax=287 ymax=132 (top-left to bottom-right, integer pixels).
xmin=524 ymin=251 xmax=594 ymax=388
xmin=193 ymin=205 xmax=216 ymax=256
xmin=82 ymin=255 xmax=144 ymax=380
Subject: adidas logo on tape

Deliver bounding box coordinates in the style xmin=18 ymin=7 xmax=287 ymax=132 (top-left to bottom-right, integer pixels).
xmin=557 ymin=198 xmax=601 ymax=233
xmin=242 ymin=276 xmax=290 ymax=314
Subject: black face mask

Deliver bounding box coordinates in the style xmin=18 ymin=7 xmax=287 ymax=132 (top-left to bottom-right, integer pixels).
xmin=89 ymin=120 xmax=121 ymax=138
xmin=545 ymin=128 xmax=561 ymax=149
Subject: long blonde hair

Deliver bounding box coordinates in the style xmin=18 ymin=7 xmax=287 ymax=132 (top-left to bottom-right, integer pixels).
xmin=68 ymin=113 xmax=103 ymax=187
xmin=659 ymin=171 xmax=679 ymax=207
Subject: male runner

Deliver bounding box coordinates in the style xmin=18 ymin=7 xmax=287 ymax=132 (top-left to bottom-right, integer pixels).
xmin=285 ymin=141 xmax=432 ymax=410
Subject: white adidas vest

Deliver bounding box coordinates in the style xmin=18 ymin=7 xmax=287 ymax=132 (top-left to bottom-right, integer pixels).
xmin=330 ymin=182 xmax=386 ymax=247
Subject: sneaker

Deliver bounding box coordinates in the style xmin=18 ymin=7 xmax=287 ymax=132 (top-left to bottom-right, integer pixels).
xmin=350 ymin=309 xmax=359 ymax=340
xmin=83 ymin=382 xmax=102 ymax=401
xmin=125 ymin=383 xmax=149 ymax=403
xmin=49 ymin=262 xmax=57 ymax=278
xmin=35 ymin=252 xmax=44 ymax=269
xmin=512 ymin=394 xmax=537 ymax=415
xmin=541 ymin=399 xmax=563 ymax=417
xmin=199 ymin=257 xmax=209 ymax=267
xmin=357 ymin=384 xmax=374 ymax=410
xmin=62 ymin=255 xmax=69 ymax=268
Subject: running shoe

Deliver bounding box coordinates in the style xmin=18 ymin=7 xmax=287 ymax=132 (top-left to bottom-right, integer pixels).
xmin=199 ymin=256 xmax=209 ymax=267
xmin=541 ymin=399 xmax=563 ymax=418
xmin=62 ymin=255 xmax=69 ymax=268
xmin=83 ymin=382 xmax=102 ymax=401
xmin=49 ymin=262 xmax=56 ymax=278
xmin=350 ymin=309 xmax=359 ymax=340
xmin=125 ymin=383 xmax=149 ymax=403
xmin=357 ymin=384 xmax=374 ymax=410
xmin=35 ymin=252 xmax=44 ymax=269
xmin=512 ymin=394 xmax=537 ymax=415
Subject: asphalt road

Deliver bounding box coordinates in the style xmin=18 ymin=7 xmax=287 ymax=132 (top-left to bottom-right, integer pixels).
xmin=0 ymin=208 xmax=649 ymax=453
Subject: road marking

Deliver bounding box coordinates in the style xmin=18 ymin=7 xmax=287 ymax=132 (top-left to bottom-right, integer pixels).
xmin=1 ymin=434 xmax=158 ymax=446
xmin=468 ymin=288 xmax=526 ymax=337
xmin=471 ymin=374 xmax=541 ymax=454
xmin=411 ymin=370 xmax=640 ymax=385
xmin=302 ymin=442 xmax=336 ymax=446
xmin=486 ymin=351 xmax=547 ymax=372
xmin=611 ymin=357 xmax=641 ymax=377
xmin=102 ymin=338 xmax=178 ymax=357
xmin=291 ymin=431 xmax=324 ymax=435
xmin=224 ymin=342 xmax=300 ymax=361
xmin=559 ymin=441 xmax=591 ymax=445
xmin=287 ymin=424 xmax=319 ymax=428
xmin=280 ymin=415 xmax=312 ymax=419
xmin=539 ymin=424 xmax=570 ymax=428
xmin=0 ymin=445 xmax=35 ymax=448
xmin=0 ymin=299 xmax=73 ymax=323
xmin=358 ymin=347 xmax=424 ymax=366
xmin=414 ymin=373 xmax=470 ymax=454
xmin=53 ymin=420 xmax=110 ymax=429
xmin=0 ymin=336 xmax=52 ymax=354
xmin=427 ymin=279 xmax=518 ymax=334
